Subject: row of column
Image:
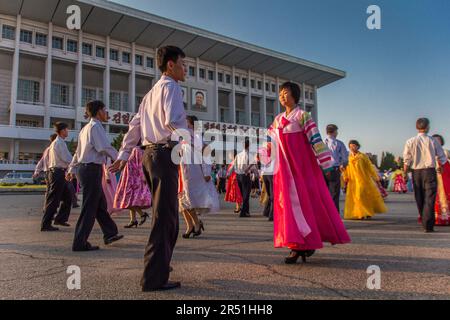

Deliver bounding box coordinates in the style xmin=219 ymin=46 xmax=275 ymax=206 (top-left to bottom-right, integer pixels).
xmin=9 ymin=15 xmax=140 ymax=131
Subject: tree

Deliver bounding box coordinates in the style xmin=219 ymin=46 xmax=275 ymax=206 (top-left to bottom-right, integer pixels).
xmin=379 ymin=152 xmax=398 ymax=171
xmin=111 ymin=133 xmax=124 ymax=151
xmin=66 ymin=139 xmax=77 ymax=154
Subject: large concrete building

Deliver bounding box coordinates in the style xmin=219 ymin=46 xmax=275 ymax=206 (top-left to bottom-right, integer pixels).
xmin=0 ymin=0 xmax=345 ymax=174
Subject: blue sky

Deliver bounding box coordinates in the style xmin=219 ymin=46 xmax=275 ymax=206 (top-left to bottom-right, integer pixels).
xmin=113 ymin=0 xmax=450 ymax=158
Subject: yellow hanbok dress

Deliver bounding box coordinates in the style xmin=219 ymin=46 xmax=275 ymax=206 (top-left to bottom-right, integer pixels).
xmin=343 ymin=152 xmax=387 ymax=220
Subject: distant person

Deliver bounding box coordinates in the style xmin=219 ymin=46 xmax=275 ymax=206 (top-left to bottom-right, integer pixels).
xmin=33 ymin=133 xmax=57 ymax=208
xmin=429 ymin=134 xmax=450 ymax=226
xmin=233 ymin=139 xmax=254 ymax=218
xmin=324 ymin=124 xmax=348 ymax=212
xmin=343 ymin=140 xmax=387 ymax=220
xmin=41 ymin=123 xmax=73 ymax=231
xmin=403 ymin=118 xmax=447 ymax=233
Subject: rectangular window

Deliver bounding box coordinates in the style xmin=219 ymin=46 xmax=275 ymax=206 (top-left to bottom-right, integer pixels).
xmin=96 ymin=46 xmax=105 ymax=58
xmin=235 ymin=76 xmax=240 ymax=86
xmin=271 ymin=84 xmax=276 ymax=93
xmin=110 ymin=49 xmax=119 ymax=61
xmin=310 ymin=91 xmax=315 ymax=101
xmin=122 ymin=93 xmax=129 ymax=111
xmin=82 ymin=43 xmax=92 ymax=56
xmin=251 ymin=79 xmax=255 ymax=89
xmin=199 ymin=68 xmax=206 ymax=79
xmin=2 ymin=25 xmax=15 ymax=40
xmin=218 ymin=72 xmax=223 ymax=82
xmin=51 ymin=84 xmax=70 ymax=106
xmin=257 ymin=81 xmax=262 ymax=90
xmin=135 ymin=54 xmax=143 ymax=66
xmin=17 ymin=79 xmax=40 ymax=104
xmin=146 ymin=57 xmax=154 ymax=69
xmin=226 ymin=74 xmax=231 ymax=84
xmin=109 ymin=92 xmax=121 ymax=110
xmin=189 ymin=66 xmax=195 ymax=77
xmin=67 ymin=39 xmax=78 ymax=53
xmin=35 ymin=33 xmax=47 ymax=46
xmin=265 ymin=82 xmax=270 ymax=92
xmin=122 ymin=52 xmax=131 ymax=64
xmin=208 ymin=70 xmax=214 ymax=81
xmin=82 ymin=88 xmax=96 ymax=106
xmin=242 ymin=78 xmax=247 ymax=87
xmin=20 ymin=30 xmax=33 ymax=44
xmin=52 ymin=36 xmax=63 ymax=50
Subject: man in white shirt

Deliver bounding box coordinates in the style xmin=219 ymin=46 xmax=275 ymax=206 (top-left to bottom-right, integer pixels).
xmin=234 ymin=138 xmax=255 ymax=217
xmin=403 ymin=118 xmax=447 ymax=233
xmin=41 ymin=123 xmax=73 ymax=231
xmin=110 ymin=46 xmax=187 ymax=292
xmin=67 ymin=101 xmax=123 ymax=252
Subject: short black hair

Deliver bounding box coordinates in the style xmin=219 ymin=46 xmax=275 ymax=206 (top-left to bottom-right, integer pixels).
xmin=279 ymin=82 xmax=301 ymax=104
xmin=54 ymin=122 xmax=68 ymax=133
xmin=86 ymin=100 xmax=106 ymax=118
xmin=157 ymin=46 xmax=186 ymax=73
xmin=244 ymin=138 xmax=250 ymax=150
xmin=416 ymin=118 xmax=430 ymax=131
xmin=186 ymin=115 xmax=198 ymax=127
xmin=195 ymin=91 xmax=205 ymax=98
xmin=327 ymin=124 xmax=339 ymax=134
xmin=349 ymin=140 xmax=361 ymax=149
xmin=433 ymin=134 xmax=445 ymax=146
xmin=50 ymin=133 xmax=58 ymax=142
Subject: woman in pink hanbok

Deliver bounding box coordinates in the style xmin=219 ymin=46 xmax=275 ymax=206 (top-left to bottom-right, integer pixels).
xmin=102 ymin=160 xmax=120 ymax=215
xmin=266 ymin=82 xmax=351 ymax=264
xmin=113 ymin=145 xmax=151 ymax=228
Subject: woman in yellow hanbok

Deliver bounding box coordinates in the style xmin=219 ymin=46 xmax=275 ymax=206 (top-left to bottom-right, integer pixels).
xmin=343 ymin=140 xmax=387 ymax=220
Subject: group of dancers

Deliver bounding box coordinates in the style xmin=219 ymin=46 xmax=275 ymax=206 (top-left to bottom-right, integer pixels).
xmin=33 ymin=45 xmax=450 ymax=292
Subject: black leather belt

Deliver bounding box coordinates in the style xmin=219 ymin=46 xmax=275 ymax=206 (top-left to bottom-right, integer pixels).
xmin=145 ymin=141 xmax=178 ymax=150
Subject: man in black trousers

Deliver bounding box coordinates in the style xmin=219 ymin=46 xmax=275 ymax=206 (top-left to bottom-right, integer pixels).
xmin=67 ymin=101 xmax=123 ymax=251
xmin=111 ymin=46 xmax=187 ymax=292
xmin=403 ymin=118 xmax=447 ymax=233
xmin=323 ymin=124 xmax=348 ymax=213
xmin=41 ymin=123 xmax=73 ymax=231
xmin=261 ymin=142 xmax=274 ymax=221
xmin=234 ymin=139 xmax=255 ymax=218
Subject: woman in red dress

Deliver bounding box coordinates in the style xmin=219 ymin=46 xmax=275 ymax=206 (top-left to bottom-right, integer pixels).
xmin=433 ymin=134 xmax=450 ymax=226
xmin=225 ymin=160 xmax=243 ymax=213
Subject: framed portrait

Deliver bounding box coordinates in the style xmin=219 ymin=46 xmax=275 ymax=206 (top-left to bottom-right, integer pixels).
xmin=181 ymin=86 xmax=188 ymax=110
xmin=191 ymin=89 xmax=207 ymax=112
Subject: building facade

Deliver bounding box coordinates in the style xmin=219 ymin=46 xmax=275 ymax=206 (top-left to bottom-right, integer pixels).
xmin=0 ymin=0 xmax=345 ymax=174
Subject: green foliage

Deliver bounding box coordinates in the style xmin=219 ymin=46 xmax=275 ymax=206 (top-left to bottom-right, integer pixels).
xmin=379 ymin=152 xmax=398 ymax=171
xmin=111 ymin=133 xmax=124 ymax=151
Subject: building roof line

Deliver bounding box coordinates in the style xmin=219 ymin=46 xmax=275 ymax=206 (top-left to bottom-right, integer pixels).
xmin=77 ymin=0 xmax=346 ymax=78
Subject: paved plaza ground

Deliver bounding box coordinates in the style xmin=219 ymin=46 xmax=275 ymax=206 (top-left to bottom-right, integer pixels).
xmin=0 ymin=192 xmax=449 ymax=300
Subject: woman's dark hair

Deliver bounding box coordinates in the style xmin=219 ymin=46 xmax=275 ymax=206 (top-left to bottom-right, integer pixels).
xmin=416 ymin=118 xmax=430 ymax=130
xmin=432 ymin=134 xmax=445 ymax=146
xmin=86 ymin=100 xmax=106 ymax=117
xmin=50 ymin=133 xmax=58 ymax=142
xmin=157 ymin=46 xmax=186 ymax=73
xmin=54 ymin=122 xmax=68 ymax=133
xmin=349 ymin=140 xmax=361 ymax=149
xmin=186 ymin=115 xmax=198 ymax=127
xmin=279 ymin=82 xmax=301 ymax=104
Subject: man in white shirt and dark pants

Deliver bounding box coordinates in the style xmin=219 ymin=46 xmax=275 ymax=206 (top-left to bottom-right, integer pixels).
xmin=111 ymin=46 xmax=187 ymax=292
xmin=403 ymin=118 xmax=447 ymax=233
xmin=41 ymin=123 xmax=73 ymax=231
xmin=234 ymin=139 xmax=255 ymax=218
xmin=67 ymin=101 xmax=123 ymax=251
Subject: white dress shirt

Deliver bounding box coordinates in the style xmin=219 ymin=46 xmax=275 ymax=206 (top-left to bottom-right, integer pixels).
xmin=48 ymin=136 xmax=72 ymax=169
xmin=34 ymin=147 xmax=50 ymax=175
xmin=68 ymin=118 xmax=118 ymax=174
xmin=117 ymin=75 xmax=187 ymax=161
xmin=403 ymin=133 xmax=447 ymax=170
xmin=234 ymin=150 xmax=254 ymax=175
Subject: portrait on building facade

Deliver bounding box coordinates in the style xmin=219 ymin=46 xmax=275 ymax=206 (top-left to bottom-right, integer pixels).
xmin=191 ymin=89 xmax=207 ymax=112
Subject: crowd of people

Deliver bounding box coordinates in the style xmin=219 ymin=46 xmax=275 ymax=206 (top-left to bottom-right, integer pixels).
xmin=32 ymin=46 xmax=450 ymax=292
